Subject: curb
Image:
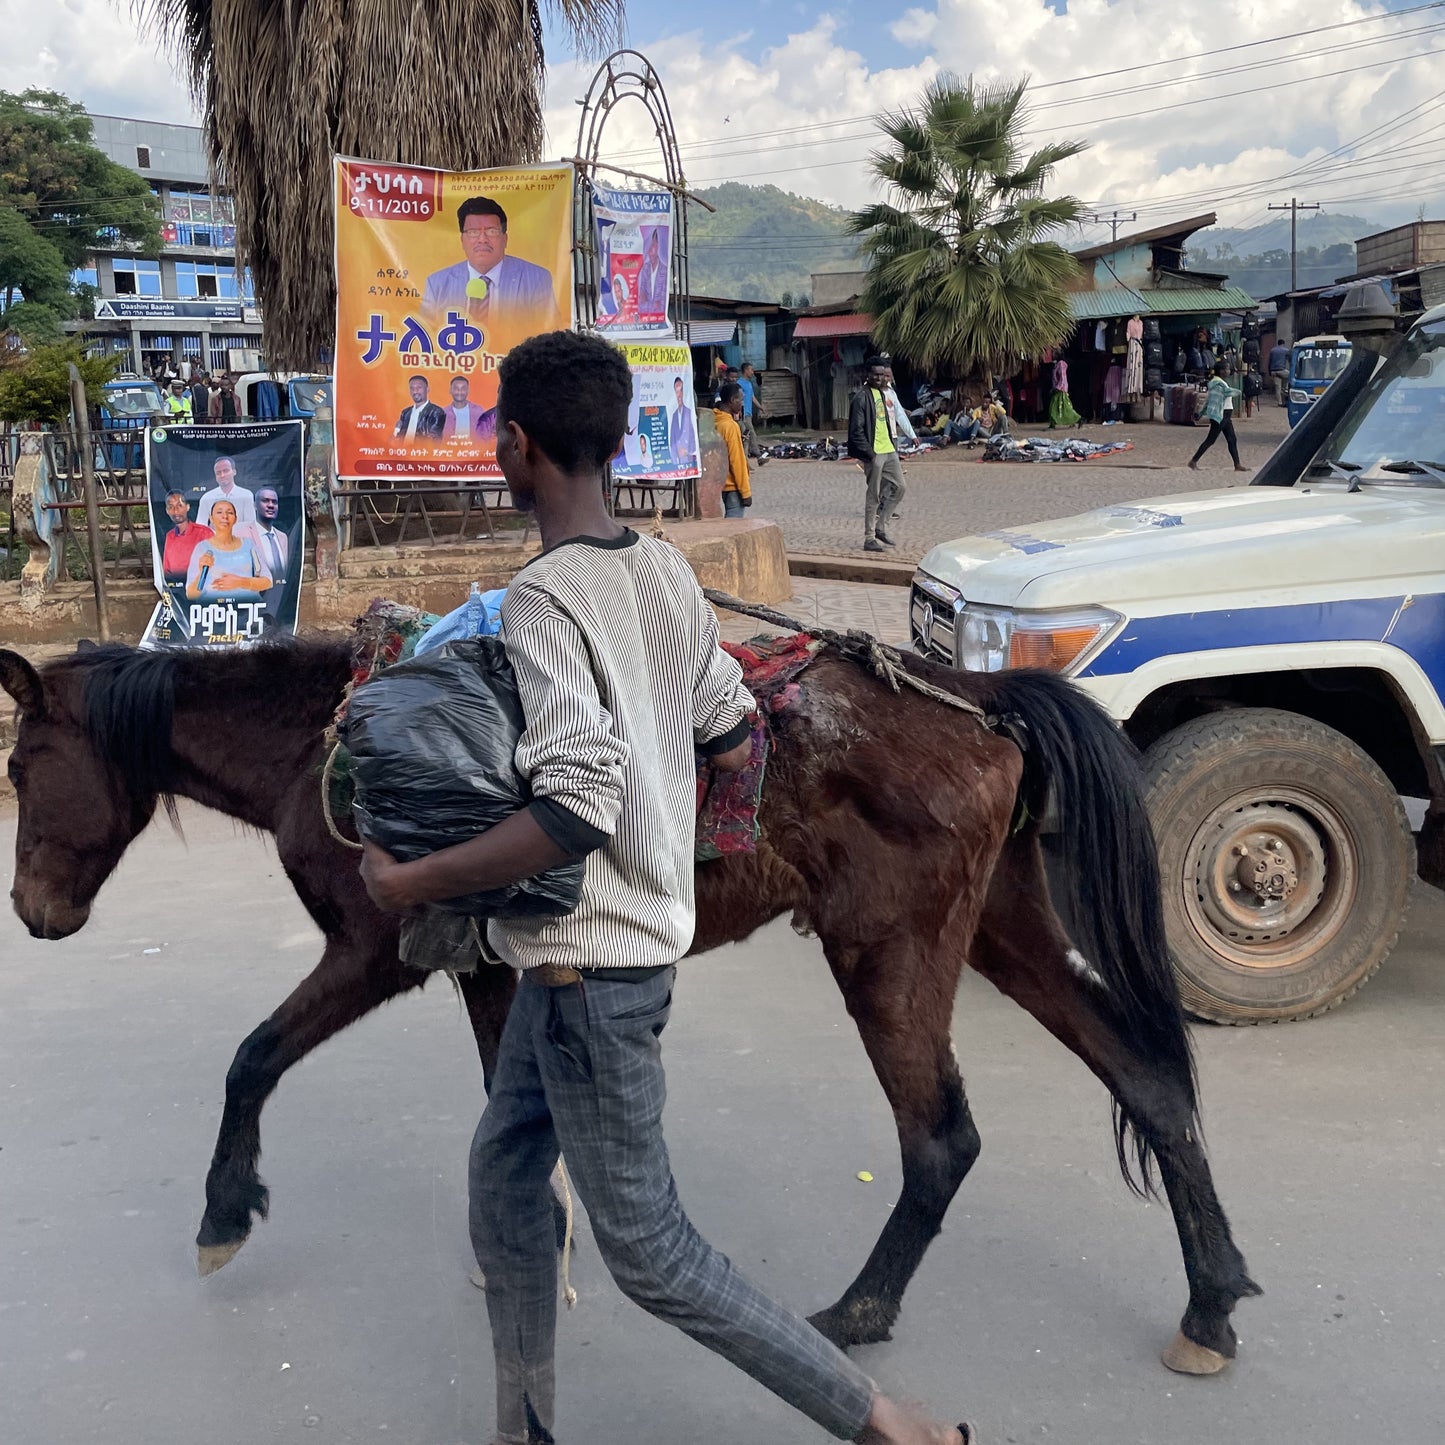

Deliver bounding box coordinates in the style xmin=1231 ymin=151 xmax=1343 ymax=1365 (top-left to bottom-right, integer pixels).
xmin=788 ymin=553 xmax=915 ymax=588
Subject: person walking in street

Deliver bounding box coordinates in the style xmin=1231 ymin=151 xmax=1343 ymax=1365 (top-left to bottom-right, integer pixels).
xmin=1267 ymin=339 xmax=1291 ymax=407
xmin=738 ymin=361 xmax=768 ymax=464
xmin=1189 ymin=363 xmax=1248 ymax=473
xmin=714 ymin=380 xmax=752 ymax=517
xmin=357 ymin=329 xmax=971 ymax=1445
xmin=848 ymin=356 xmax=905 ymax=553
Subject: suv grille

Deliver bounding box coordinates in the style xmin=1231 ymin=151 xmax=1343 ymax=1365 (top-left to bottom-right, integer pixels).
xmin=910 ymin=576 xmax=960 ymax=665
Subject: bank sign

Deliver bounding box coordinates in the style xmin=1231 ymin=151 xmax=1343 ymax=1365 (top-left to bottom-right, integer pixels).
xmin=94 ymin=298 xmax=259 ymax=322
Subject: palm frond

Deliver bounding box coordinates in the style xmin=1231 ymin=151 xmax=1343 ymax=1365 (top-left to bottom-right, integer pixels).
xmin=847 ymin=73 xmax=1088 ymax=377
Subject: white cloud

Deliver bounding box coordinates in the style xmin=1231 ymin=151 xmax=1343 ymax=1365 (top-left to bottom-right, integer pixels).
xmin=5 ymin=0 xmax=1442 ymax=246
xmin=548 ymin=1 xmax=1445 ymax=239
xmin=2 ymin=1 xmax=195 ymax=122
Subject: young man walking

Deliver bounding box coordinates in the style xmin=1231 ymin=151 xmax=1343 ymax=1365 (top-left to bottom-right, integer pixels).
xmin=847 ymin=356 xmax=906 ymax=552
xmin=1188 ymin=362 xmax=1248 ymax=473
xmin=359 ymin=331 xmax=967 ymax=1445
xmin=738 ymin=361 xmax=768 ymax=463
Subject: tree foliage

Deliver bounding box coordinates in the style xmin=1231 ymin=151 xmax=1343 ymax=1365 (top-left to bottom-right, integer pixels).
xmin=690 ymin=183 xmax=858 ymax=302
xmin=0 ymin=201 xmax=72 ymax=312
xmin=848 ymin=76 xmax=1086 ymax=377
xmin=0 ymin=89 xmax=162 ymax=270
xmin=0 ymin=341 xmax=119 ymax=426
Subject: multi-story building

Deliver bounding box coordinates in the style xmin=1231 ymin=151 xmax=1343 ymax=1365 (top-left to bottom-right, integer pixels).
xmin=73 ymin=113 xmax=264 ymax=376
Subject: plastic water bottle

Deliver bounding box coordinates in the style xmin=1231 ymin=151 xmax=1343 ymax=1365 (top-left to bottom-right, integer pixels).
xmin=466 ymin=580 xmax=484 ymax=638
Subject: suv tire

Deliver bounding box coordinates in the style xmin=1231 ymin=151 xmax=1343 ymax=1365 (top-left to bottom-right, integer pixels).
xmin=1141 ymin=708 xmax=1414 ymax=1023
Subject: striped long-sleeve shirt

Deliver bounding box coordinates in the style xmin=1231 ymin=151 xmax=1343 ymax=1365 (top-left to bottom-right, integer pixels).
xmin=487 ymin=530 xmax=755 ymax=971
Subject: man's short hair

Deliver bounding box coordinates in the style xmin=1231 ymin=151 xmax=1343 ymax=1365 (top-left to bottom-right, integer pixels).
xmin=457 ymin=196 xmax=508 ymax=232
xmin=214 ymin=456 xmax=236 ymax=472
xmin=740 ymin=362 xmax=755 ymax=374
xmin=866 ymin=354 xmax=891 ymax=370
xmin=166 ymin=489 xmax=185 ymax=502
xmin=718 ymin=382 xmax=741 ymax=406
xmin=725 ymin=366 xmax=739 ymax=377
xmin=408 ymin=374 xmax=428 ymax=386
xmin=498 ymin=331 xmax=631 ymax=473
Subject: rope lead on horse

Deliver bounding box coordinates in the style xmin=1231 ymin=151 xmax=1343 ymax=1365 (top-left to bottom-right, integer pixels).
xmin=702 ymin=587 xmax=993 ymax=727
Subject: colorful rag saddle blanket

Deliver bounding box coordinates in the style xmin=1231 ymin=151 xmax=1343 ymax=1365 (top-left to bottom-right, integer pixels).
xmin=695 ymin=632 xmax=821 ymax=861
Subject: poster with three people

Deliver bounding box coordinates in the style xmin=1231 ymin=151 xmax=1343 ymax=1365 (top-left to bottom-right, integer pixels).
xmin=142 ymin=421 xmax=307 ymax=647
xmin=332 ymin=158 xmax=574 ymax=480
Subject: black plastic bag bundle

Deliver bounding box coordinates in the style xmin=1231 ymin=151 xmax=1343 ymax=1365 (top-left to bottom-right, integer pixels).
xmin=337 ymin=637 xmax=584 ymax=918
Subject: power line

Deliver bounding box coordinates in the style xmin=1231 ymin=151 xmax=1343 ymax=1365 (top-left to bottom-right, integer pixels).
xmin=602 ymin=0 xmax=1445 ymax=162
xmin=683 ymin=43 xmax=1445 ymax=187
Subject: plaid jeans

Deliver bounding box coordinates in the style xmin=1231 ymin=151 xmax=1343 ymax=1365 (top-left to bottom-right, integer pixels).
xmin=468 ymin=965 xmax=875 ymax=1442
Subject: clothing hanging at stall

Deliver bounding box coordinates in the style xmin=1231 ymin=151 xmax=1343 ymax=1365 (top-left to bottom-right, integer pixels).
xmin=1124 ymin=315 xmax=1144 ymax=402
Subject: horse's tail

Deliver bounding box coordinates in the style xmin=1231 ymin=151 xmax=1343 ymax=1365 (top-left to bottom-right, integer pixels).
xmin=983 ymin=668 xmax=1197 ymax=1196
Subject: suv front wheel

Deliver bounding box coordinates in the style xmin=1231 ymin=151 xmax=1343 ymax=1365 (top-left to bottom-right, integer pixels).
xmin=1141 ymin=708 xmax=1415 ymax=1023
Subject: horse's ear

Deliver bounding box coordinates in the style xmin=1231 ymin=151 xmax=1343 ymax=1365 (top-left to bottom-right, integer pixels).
xmin=76 ymin=638 xmax=98 ymax=653
xmin=0 ymin=649 xmax=45 ymax=718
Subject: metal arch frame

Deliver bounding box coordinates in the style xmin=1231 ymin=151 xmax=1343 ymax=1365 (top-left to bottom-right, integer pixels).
xmin=570 ymin=49 xmax=710 ymax=342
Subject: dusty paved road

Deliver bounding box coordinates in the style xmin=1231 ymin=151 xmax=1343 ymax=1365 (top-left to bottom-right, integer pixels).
xmin=755 ymin=408 xmax=1289 ymax=564
xmin=3 ymin=807 xmax=1442 ymax=1444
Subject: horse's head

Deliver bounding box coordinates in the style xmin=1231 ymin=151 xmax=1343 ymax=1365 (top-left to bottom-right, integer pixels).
xmin=2 ymin=647 xmax=161 ymax=939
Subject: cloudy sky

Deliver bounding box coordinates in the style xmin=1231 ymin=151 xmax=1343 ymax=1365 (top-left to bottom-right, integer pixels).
xmin=6 ymin=0 xmax=1444 ymax=250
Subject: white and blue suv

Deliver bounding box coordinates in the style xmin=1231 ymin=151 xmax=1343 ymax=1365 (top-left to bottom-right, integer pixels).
xmin=912 ymin=301 xmax=1445 ymax=1023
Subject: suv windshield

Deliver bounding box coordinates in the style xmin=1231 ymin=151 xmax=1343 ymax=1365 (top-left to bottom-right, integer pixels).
xmin=1294 ymin=347 xmax=1350 ymax=382
xmin=104 ymin=387 xmax=160 ymax=417
xmin=1313 ymin=319 xmax=1445 ymax=481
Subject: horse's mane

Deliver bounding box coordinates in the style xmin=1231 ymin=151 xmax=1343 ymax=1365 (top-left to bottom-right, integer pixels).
xmin=44 ymin=638 xmax=353 ymax=815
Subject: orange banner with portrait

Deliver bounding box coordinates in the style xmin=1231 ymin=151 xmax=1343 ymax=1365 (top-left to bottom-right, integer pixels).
xmin=332 ymin=158 xmax=574 ymax=480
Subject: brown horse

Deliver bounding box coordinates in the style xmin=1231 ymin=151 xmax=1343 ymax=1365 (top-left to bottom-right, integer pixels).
xmin=0 ymin=636 xmax=1259 ymax=1375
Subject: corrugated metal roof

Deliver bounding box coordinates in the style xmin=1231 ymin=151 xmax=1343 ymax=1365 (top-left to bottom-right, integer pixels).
xmin=791 ymin=312 xmax=873 ymax=340
xmin=686 ymin=320 xmax=737 ymax=345
xmin=1068 ymin=285 xmax=1259 ymax=321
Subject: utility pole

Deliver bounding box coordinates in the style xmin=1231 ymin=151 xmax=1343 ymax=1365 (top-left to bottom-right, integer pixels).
xmin=1268 ymin=197 xmax=1321 ymax=292
xmin=1085 ymin=209 xmax=1137 ymax=243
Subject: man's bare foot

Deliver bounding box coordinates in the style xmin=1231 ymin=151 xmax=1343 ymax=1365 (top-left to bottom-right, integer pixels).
xmin=856 ymin=1392 xmax=971 ymax=1445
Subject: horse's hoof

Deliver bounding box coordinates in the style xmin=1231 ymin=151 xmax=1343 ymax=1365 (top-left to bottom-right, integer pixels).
xmin=197 ymin=1239 xmax=246 ymax=1277
xmin=469 ymin=1266 xmax=487 ymax=1291
xmin=1162 ymin=1329 xmax=1232 ymax=1375
xmin=808 ymin=1304 xmax=893 ymax=1351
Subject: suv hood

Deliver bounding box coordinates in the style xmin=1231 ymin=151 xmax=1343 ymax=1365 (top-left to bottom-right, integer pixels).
xmin=917 ymin=482 xmax=1445 ymax=611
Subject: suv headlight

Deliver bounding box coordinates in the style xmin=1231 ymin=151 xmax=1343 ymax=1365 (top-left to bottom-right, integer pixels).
xmin=1289 ymin=388 xmax=1311 ymax=404
xmin=956 ymin=603 xmax=1122 ymax=674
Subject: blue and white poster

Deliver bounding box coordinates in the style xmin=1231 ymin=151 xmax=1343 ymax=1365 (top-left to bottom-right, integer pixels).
xmin=613 ymin=343 xmax=699 ymax=482
xmin=592 ymin=185 xmax=672 ymax=340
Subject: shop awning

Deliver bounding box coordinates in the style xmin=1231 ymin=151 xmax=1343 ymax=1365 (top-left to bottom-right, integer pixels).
xmin=791 ymin=312 xmax=874 ymax=340
xmin=686 ymin=320 xmax=738 ymax=346
xmin=1069 ymin=285 xmax=1260 ymax=322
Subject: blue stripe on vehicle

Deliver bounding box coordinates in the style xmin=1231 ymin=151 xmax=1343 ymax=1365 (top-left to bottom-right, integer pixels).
xmin=1080 ymin=594 xmax=1445 ymax=695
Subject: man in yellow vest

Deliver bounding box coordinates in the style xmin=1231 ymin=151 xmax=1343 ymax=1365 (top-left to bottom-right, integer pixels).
xmin=165 ymin=379 xmax=194 ymax=423
xmin=846 ymin=355 xmax=905 ymax=553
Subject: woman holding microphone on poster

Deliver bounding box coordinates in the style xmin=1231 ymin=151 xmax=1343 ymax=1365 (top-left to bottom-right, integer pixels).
xmin=185 ymin=499 xmax=271 ymax=602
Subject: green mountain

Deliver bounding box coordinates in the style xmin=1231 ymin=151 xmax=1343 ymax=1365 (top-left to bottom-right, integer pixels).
xmin=1185 ymin=211 xmax=1376 ymax=298
xmin=686 ymin=183 xmax=858 ymax=303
